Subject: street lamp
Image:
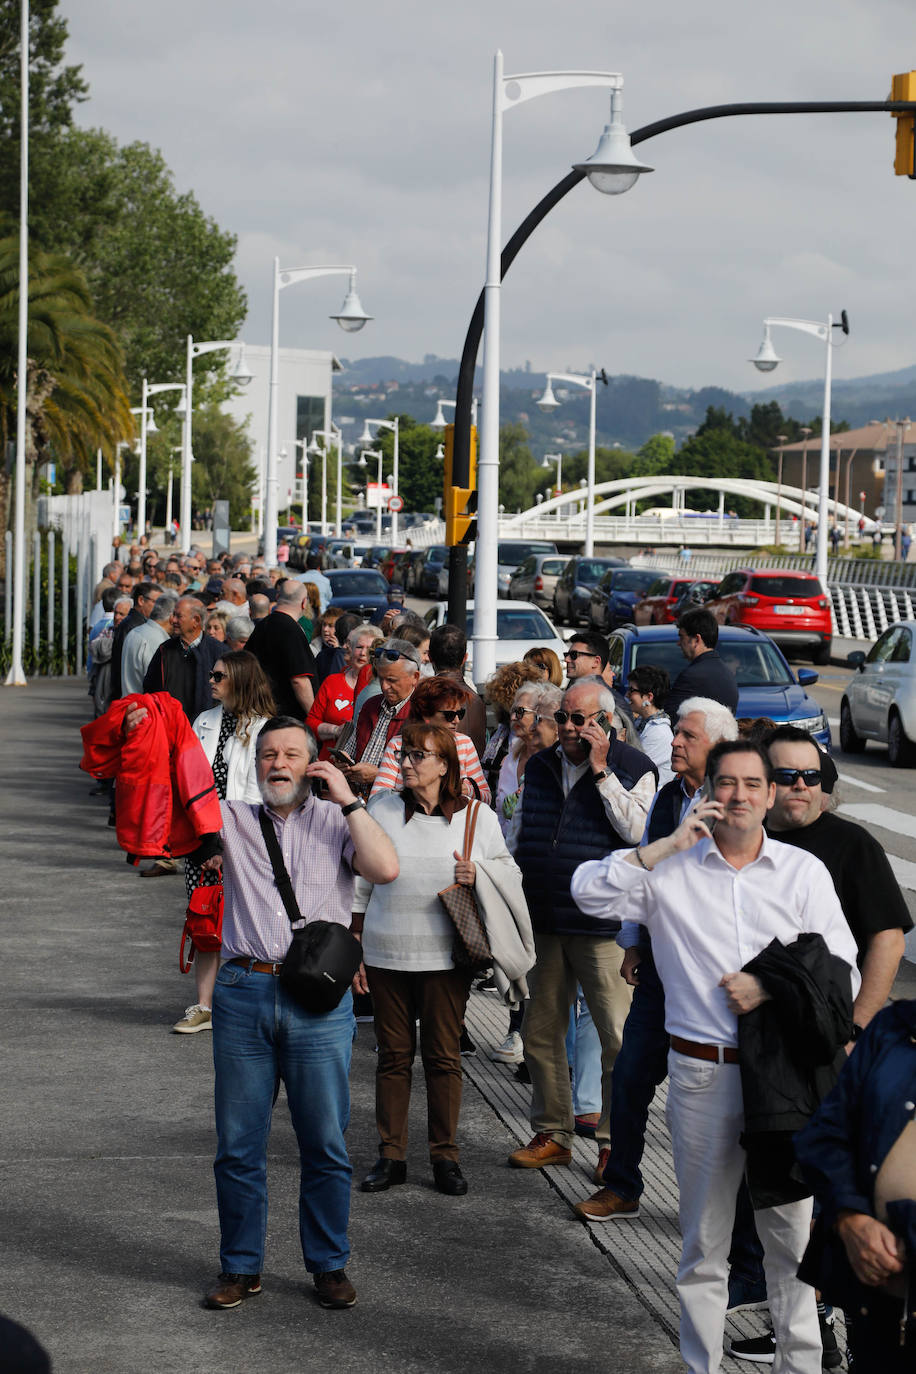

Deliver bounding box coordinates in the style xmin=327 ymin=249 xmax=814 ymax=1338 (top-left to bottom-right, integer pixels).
xmin=358 ymin=449 xmax=388 ymax=541
xmin=431 ymin=397 xmax=479 ymax=430
xmin=474 ymin=55 xmax=650 ymax=684
xmin=541 ymin=451 xmax=563 ymax=495
xmin=264 ymin=260 xmax=371 ymax=567
xmin=134 ymin=379 xmax=185 ymax=539
xmin=536 ymin=370 xmax=607 ymax=556
xmin=773 ymin=434 xmax=787 ymax=547
xmin=358 ymin=417 xmax=400 ymax=542
xmin=184 ymin=337 xmax=253 ymax=553
xmin=799 ymin=426 xmax=813 ymax=556
xmin=750 ymin=310 xmax=850 ymax=580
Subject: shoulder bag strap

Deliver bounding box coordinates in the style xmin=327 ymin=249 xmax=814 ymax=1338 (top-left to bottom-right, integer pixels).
xmin=258 ymin=806 xmax=304 ymax=927
xmin=463 ymin=800 xmax=480 ymax=860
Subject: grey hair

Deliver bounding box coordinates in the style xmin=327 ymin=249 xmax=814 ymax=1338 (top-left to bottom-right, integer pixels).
xmin=347 ymin=622 xmax=383 ymax=652
xmin=677 ymin=696 xmax=739 ymax=745
xmin=114 ymin=595 xmax=132 ymax=613
xmin=255 ymin=717 xmax=319 ymax=763
xmin=512 ymin=681 xmax=544 ymax=709
xmin=563 ymin=674 xmax=617 ymax=716
xmin=382 ymin=637 xmax=421 ymax=669
xmin=534 ymin=683 xmax=563 ymax=714
xmin=226 ymin=614 xmax=254 ymax=642
xmin=149 ymin=592 xmax=178 ymax=624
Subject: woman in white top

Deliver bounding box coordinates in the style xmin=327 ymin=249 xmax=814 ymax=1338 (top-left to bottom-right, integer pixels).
xmin=625 ymin=664 xmax=674 ymax=787
xmin=495 ymin=681 xmax=544 ymax=834
xmin=353 ymin=722 xmax=521 ymax=1198
xmin=173 ymin=651 xmax=276 ymax=1035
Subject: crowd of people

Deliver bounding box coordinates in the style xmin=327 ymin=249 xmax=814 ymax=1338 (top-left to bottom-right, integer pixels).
xmin=79 ymin=545 xmax=915 ymax=1369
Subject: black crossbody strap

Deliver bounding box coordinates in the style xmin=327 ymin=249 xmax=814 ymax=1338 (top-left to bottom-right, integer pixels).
xmin=258 ymin=807 xmax=304 ymax=928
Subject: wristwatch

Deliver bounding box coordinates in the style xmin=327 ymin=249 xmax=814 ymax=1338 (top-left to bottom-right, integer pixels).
xmin=592 ymin=768 xmax=611 ymax=782
xmin=850 ymin=1022 xmax=863 ymax=1041
xmin=341 ymin=798 xmax=367 ymax=817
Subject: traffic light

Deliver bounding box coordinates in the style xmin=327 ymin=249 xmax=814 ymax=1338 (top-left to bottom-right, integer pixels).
xmin=443 ymin=422 xmax=477 ymax=546
xmin=891 ymin=71 xmax=916 ymax=177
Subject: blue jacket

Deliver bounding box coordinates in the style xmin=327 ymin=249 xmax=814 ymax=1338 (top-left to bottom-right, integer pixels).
xmin=515 ymin=740 xmax=657 ymax=937
xmin=665 ymin=649 xmax=739 ymax=719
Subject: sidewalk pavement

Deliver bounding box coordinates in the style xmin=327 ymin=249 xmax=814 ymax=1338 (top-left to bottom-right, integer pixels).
xmin=2 ymin=680 xmax=684 ymax=1374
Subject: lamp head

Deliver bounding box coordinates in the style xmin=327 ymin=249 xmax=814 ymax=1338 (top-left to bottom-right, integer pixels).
xmin=174 ymin=391 xmax=188 ymax=417
xmin=430 ymin=403 xmax=447 ymax=431
xmin=231 ymin=346 xmax=253 ymax=387
xmin=751 ymin=330 xmax=781 ymax=373
xmin=572 ymin=91 xmax=653 ymax=196
xmin=435 ymin=444 xmax=445 ymax=460
xmin=330 ymin=274 xmax=372 ymax=333
xmin=536 ymin=383 xmax=560 ymax=412
xmin=146 ymin=411 xmax=158 ymax=435
xmin=307 ymin=435 xmax=324 ymax=456
xmin=357 ymin=421 xmax=374 ymax=444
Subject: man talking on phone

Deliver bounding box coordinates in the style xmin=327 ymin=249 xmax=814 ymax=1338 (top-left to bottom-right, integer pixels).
xmin=508 ymin=676 xmax=657 ymax=1174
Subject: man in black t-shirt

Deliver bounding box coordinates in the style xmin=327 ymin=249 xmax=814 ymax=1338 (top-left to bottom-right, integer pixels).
xmin=765 ymin=726 xmax=911 ymax=1039
xmin=245 ymin=581 xmax=318 ymax=719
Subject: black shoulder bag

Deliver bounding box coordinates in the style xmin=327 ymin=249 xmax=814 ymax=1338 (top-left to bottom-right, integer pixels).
xmin=258 ymin=807 xmax=362 ymax=1014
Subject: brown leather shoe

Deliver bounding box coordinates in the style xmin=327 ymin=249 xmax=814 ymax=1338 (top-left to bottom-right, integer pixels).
xmin=313 ymin=1269 xmax=356 ymax=1308
xmin=204 ymin=1272 xmax=262 ymax=1309
xmin=508 ymin=1133 xmax=573 ymax=1168
xmin=593 ymin=1146 xmax=611 ymax=1184
xmin=574 ymin=1188 xmax=640 ymax=1222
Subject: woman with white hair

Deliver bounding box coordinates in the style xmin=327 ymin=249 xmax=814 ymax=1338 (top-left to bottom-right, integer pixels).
xmin=495 ymin=680 xmax=544 ymax=835
xmin=306 ymin=623 xmax=381 ymax=761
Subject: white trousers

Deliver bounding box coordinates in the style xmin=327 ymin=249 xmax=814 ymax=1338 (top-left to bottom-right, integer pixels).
xmin=665 ymin=1050 xmax=821 ymax=1374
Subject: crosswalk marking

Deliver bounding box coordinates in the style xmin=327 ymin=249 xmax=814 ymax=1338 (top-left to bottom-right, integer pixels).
xmin=836 ymin=771 xmax=885 ymax=794
xmin=888 ymin=854 xmax=916 ymax=895
xmin=840 ymin=802 xmax=916 ymax=841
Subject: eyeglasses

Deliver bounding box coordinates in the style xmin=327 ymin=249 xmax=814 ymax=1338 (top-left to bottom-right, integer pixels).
xmin=554 ymin=709 xmax=601 ymax=728
xmin=772 ymin=767 xmax=822 ymax=787
xmin=394 ymin=748 xmax=440 ymax=765
xmin=534 ymin=714 xmax=556 ymax=725
xmin=564 ymin=648 xmax=599 ymax=662
xmin=510 ymin=706 xmax=536 ymax=720
xmin=373 ymin=648 xmax=413 ymax=663
xmin=209 ymin=671 xmax=228 ymax=683
xmin=438 ymin=707 xmax=466 ymax=723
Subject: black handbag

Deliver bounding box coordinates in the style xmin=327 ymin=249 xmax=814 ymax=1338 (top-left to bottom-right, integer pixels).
xmin=258 ymin=807 xmax=362 ymax=1013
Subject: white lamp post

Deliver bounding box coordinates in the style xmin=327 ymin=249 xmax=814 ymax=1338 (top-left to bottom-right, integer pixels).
xmin=358 ymin=449 xmax=387 ymax=541
xmin=750 ymin=311 xmax=849 ymax=581
xmin=264 ymin=261 xmax=370 ymax=567
xmin=309 ymin=424 xmax=345 ymax=536
xmin=358 ymin=417 xmax=400 ymax=542
xmin=474 ymin=54 xmax=651 ymax=686
xmin=307 ymin=433 xmax=329 ymax=535
xmin=431 ymin=397 xmax=479 ymax=430
xmin=536 ymin=370 xmax=607 ymax=555
xmin=541 ymin=451 xmax=563 ymax=495
xmin=184 ymin=338 xmax=252 ymax=554
xmin=135 ymin=379 xmax=185 ymax=539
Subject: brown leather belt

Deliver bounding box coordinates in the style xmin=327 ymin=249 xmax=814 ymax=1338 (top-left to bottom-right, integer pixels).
xmin=229 ymin=956 xmax=283 ymax=976
xmin=670 ymin=1035 xmax=739 ymax=1065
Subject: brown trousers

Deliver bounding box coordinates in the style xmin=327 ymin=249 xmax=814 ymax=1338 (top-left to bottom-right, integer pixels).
xmin=365 ymin=964 xmax=473 ymax=1163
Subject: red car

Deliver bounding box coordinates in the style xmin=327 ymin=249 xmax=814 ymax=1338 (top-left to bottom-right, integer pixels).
xmin=705 ymin=569 xmax=832 ymax=664
xmin=633 ymin=575 xmax=697 ymax=625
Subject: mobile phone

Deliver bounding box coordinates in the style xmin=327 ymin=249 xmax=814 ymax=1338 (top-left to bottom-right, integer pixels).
xmin=697 ymin=776 xmax=717 ymax=831
xmin=586 ymin=709 xmax=614 ymax=752
xmin=330 ymin=748 xmax=356 ymax=768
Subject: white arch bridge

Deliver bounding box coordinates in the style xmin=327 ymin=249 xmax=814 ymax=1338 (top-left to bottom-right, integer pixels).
xmin=498 ymin=475 xmax=876 ymax=547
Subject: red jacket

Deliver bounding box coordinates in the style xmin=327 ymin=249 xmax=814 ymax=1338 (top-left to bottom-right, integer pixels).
xmin=80 ymin=693 xmax=222 ymax=859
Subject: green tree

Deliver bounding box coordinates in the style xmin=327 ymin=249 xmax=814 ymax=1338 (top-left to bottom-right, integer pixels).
xmin=497 ymin=423 xmax=541 ymax=510
xmin=186 ymin=404 xmax=255 ymax=529
xmin=636 ymin=432 xmax=676 ymax=471
xmin=373 ymin=414 xmax=442 ymax=514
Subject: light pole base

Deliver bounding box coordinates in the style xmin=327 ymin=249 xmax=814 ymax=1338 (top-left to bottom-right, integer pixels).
xmin=4 ymin=668 xmax=27 ymax=686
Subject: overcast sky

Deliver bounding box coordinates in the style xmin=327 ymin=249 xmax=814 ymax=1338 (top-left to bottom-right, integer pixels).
xmin=65 ymin=0 xmax=915 ymax=394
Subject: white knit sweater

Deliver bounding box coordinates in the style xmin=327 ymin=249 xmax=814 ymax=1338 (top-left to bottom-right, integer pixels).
xmin=354 ymin=790 xmax=520 ymax=971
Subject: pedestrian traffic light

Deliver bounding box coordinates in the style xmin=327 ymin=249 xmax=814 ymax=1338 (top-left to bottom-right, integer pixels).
xmin=443 ymin=423 xmax=477 ymax=546
xmin=891 ymin=71 xmax=916 ymax=177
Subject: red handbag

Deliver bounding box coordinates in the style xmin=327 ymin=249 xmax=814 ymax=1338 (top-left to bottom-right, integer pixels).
xmin=179 ymin=878 xmax=224 ymax=972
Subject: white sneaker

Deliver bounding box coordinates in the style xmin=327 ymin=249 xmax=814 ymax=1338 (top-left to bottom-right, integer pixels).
xmin=489 ymin=1031 xmax=524 ymax=1064
xmin=172 ymin=1004 xmax=212 ymax=1034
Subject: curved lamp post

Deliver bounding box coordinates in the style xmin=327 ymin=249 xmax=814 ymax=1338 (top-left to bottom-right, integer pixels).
xmin=135 ymin=379 xmax=187 ymax=538
xmin=264 ymin=262 xmax=371 ymax=567
xmin=541 ymin=452 xmax=563 ymax=497
xmin=750 ymin=311 xmax=849 ymax=580
xmin=536 ymin=371 xmax=607 ymax=556
xmin=309 ymin=424 xmax=345 ymax=536
xmin=184 ymin=338 xmax=253 ymax=553
xmin=358 ymin=417 xmax=400 ymax=542
xmin=358 ymin=449 xmax=387 ymax=541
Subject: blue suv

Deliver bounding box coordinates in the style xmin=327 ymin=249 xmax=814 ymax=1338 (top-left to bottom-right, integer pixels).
xmin=607 ymin=623 xmax=831 ymax=748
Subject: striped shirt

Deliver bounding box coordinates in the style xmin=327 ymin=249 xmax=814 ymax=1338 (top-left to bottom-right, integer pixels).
xmin=370 ymin=732 xmax=491 ymax=805
xmin=219 ymin=797 xmax=356 ymax=963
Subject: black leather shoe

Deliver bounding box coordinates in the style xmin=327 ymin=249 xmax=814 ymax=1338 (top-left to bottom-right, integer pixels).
xmin=361 ymin=1157 xmax=407 ymax=1192
xmin=432 ymin=1160 xmax=468 ymax=1196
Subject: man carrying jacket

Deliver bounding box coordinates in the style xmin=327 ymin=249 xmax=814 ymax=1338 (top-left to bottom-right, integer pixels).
xmin=508 ymin=675 xmax=657 ymax=1176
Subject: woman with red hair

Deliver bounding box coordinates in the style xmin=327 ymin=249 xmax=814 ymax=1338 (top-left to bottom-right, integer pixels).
xmin=370 ymin=675 xmax=490 ymax=804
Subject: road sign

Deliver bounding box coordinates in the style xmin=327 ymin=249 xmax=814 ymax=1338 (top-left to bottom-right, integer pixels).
xmin=388 ymin=494 xmax=404 ymax=513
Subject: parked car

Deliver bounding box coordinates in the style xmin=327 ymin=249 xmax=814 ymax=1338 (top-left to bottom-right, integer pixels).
xmin=343 ymin=511 xmax=376 ymax=535
xmin=705 ymin=568 xmax=832 ymax=665
xmin=259 ymin=525 xmax=302 ymax=561
xmin=606 ymin=623 xmax=831 ymax=749
xmin=423 ymin=600 xmax=566 ymax=681
xmin=670 ymin=579 xmax=719 ymax=619
xmin=379 ymin=547 xmax=409 ymax=582
xmin=633 ymin=574 xmax=696 ymax=625
xmin=553 ymin=556 xmax=628 ymax=625
xmin=389 ymin=547 xmax=426 ymax=591
xmin=411 ymin=544 xmax=448 ymax=596
xmin=323 ymin=569 xmax=390 ymax=620
xmin=324 ymin=539 xmax=361 ymax=569
xmin=508 ymin=553 xmax=569 ymax=609
xmin=360 ymin=544 xmax=391 ymax=571
xmin=588 ymin=568 xmax=659 ymax=632
xmin=494 ymin=540 xmax=559 ymax=597
xmin=841 ymin=623 xmax=916 ymax=765
xmin=436 ymin=551 xmax=474 ymax=600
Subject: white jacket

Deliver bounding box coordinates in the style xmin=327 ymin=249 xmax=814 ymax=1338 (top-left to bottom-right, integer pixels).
xmin=191 ymin=706 xmax=266 ymax=804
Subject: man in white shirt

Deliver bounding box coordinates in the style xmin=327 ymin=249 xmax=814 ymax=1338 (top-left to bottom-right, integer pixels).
xmin=572 ymin=739 xmax=859 ymax=1374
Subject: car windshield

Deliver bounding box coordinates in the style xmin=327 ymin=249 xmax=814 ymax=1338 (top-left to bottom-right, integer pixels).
xmin=327 ymin=571 xmax=387 ymax=595
xmin=630 ymin=638 xmax=794 ymax=686
xmin=611 ymin=570 xmax=657 ymax=592
xmin=578 ymin=559 xmax=621 ymax=585
xmin=750 ymin=575 xmax=824 ymax=598
xmin=541 ymin=559 xmax=566 ymax=576
xmin=465 ymin=608 xmax=553 ymax=641
xmin=427 ymin=546 xmax=448 ymax=561
xmin=498 ymin=542 xmax=555 ymax=565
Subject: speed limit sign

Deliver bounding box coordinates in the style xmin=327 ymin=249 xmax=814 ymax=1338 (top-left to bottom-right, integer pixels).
xmin=388 ymin=494 xmax=404 ymax=513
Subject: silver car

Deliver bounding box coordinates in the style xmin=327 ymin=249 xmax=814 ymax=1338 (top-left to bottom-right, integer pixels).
xmin=508 ymin=553 xmax=569 ymax=609
xmin=841 ymin=622 xmax=916 ymax=766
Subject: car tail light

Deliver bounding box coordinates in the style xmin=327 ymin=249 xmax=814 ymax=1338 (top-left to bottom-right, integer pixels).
xmin=740 ymin=595 xmax=759 ymax=606
xmin=534 ymin=575 xmax=544 ymax=592
xmin=817 ymin=598 xmax=829 ymax=610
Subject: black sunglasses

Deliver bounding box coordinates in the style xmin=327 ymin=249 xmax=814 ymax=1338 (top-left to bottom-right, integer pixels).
xmin=564 ymin=648 xmax=599 ymax=661
xmin=772 ymin=767 xmax=822 ymax=787
xmin=554 ymin=709 xmax=600 ymax=727
xmin=209 ymin=670 xmax=228 ymax=683
xmin=373 ymin=648 xmax=413 ymax=663
xmin=439 ymin=707 xmax=466 ymax=723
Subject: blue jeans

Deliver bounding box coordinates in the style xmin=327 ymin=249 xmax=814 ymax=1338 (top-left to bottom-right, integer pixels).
xmin=566 ymin=989 xmax=602 ymax=1117
xmin=603 ymin=948 xmax=669 ymax=1200
xmin=212 ymin=962 xmax=354 ymax=1276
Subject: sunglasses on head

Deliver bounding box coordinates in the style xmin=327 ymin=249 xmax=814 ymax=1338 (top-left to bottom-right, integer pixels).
xmin=394 ymin=748 xmax=440 ymax=765
xmin=209 ymin=670 xmax=228 ymax=683
xmin=772 ymin=767 xmax=822 ymax=787
xmin=554 ymin=709 xmax=600 ymax=727
xmin=373 ymin=648 xmax=411 ymax=662
xmin=564 ymin=648 xmax=598 ymax=661
xmin=439 ymin=707 xmax=466 ymax=723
